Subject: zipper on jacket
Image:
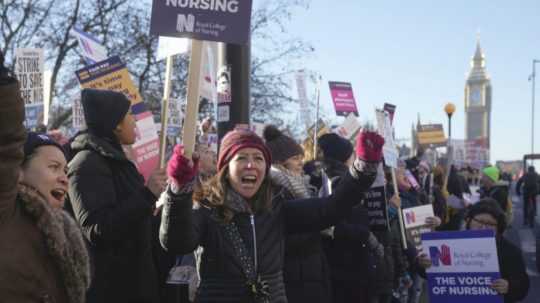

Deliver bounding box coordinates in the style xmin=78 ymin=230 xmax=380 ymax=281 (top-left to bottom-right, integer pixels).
xmin=250 ymin=214 xmax=258 ymax=272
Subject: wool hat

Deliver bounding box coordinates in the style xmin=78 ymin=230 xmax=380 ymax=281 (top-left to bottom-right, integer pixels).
xmin=466 ymin=198 xmax=507 ymax=234
xmin=217 ymin=129 xmax=272 ymax=174
xmin=80 ymin=89 xmax=131 ymax=138
xmin=317 ymin=133 xmax=353 ymax=163
xmin=24 ymin=132 xmax=66 ymax=162
xmin=262 ymin=125 xmax=303 ymax=164
xmin=482 ymin=166 xmax=499 ymax=183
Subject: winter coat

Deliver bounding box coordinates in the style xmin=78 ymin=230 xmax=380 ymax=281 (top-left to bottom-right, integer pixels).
xmin=0 ymin=81 xmax=90 ymax=303
xmin=67 ymin=132 xmax=159 ymax=303
xmin=480 ymin=182 xmax=510 ymax=213
xmin=160 ymin=163 xmax=377 ymax=303
xmin=497 ymin=237 xmax=529 ymax=303
xmin=270 ymin=167 xmax=333 ymax=303
xmin=320 ymin=159 xmax=378 ymax=302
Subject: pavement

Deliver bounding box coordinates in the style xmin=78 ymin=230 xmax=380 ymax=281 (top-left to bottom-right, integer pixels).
xmin=503 ymin=190 xmax=540 ymax=303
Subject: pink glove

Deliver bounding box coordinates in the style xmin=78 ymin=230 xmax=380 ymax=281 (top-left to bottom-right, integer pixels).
xmin=355 ymin=131 xmax=385 ymax=162
xmin=167 ymin=145 xmax=199 ymax=187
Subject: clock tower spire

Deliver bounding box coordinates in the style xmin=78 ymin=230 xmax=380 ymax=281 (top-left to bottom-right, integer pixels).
xmin=465 ymin=37 xmax=492 ymax=163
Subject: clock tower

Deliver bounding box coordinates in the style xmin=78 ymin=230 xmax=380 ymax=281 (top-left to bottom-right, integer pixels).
xmin=465 ymin=39 xmax=491 ymax=155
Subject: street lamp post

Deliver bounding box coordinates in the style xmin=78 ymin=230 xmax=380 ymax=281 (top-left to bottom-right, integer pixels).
xmin=445 ymin=102 xmax=456 ymax=145
xmin=531 ymin=59 xmax=540 ymax=156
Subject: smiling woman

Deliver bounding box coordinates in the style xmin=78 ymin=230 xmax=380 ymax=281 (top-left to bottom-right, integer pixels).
xmin=160 ymin=128 xmax=385 ymax=302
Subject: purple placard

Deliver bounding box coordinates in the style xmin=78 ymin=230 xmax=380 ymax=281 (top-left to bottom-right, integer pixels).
xmin=328 ymin=81 xmax=359 ymax=117
xmin=149 ymin=0 xmax=253 ymax=45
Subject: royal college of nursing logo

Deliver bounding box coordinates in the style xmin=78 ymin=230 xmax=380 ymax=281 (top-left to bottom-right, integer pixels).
xmin=429 ymin=244 xmax=452 ymax=266
xmin=405 ymin=211 xmax=416 ymax=225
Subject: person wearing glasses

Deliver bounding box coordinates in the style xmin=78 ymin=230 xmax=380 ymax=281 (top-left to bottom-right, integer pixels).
xmin=464 ymin=199 xmax=529 ymax=303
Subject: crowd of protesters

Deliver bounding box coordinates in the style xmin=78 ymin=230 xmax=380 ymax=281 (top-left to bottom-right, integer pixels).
xmin=0 ymin=52 xmax=534 ymax=303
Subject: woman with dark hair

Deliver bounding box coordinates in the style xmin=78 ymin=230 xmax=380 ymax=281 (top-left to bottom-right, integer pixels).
xmin=463 ymin=199 xmax=529 ymax=303
xmin=67 ymin=89 xmax=167 ymax=303
xmin=263 ymin=125 xmax=332 ymax=303
xmin=160 ymin=128 xmax=384 ymax=302
xmin=0 ymin=61 xmax=90 ymax=303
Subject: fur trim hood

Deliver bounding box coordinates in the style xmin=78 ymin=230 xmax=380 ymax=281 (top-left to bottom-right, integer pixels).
xmin=17 ymin=184 xmax=91 ymax=303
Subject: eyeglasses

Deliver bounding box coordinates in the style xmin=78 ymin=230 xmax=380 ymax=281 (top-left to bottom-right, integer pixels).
xmin=471 ymin=218 xmax=498 ymax=229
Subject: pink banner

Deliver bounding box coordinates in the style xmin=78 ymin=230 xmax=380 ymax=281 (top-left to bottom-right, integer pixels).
xmin=329 ymin=81 xmax=358 ymax=117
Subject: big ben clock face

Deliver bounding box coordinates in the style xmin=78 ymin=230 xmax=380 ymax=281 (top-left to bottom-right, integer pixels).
xmin=469 ymin=87 xmax=481 ymax=106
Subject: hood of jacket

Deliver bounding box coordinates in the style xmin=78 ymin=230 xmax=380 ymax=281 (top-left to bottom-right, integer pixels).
xmin=17 ymin=183 xmax=90 ymax=303
xmin=70 ymin=131 xmax=127 ymax=162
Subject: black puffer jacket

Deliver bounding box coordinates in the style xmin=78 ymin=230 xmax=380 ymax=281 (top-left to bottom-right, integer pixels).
xmin=67 ymin=132 xmax=159 ymax=303
xmin=321 ymin=159 xmax=376 ymax=302
xmin=160 ymin=165 xmax=376 ymax=303
xmin=270 ymin=167 xmax=332 ymax=303
xmin=497 ymin=237 xmax=529 ymax=303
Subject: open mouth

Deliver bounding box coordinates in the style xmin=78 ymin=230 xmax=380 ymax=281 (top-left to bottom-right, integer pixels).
xmin=241 ymin=175 xmax=258 ymax=186
xmin=50 ymin=189 xmax=66 ymax=203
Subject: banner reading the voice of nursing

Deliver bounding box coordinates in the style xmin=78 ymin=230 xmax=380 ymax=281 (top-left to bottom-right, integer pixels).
xmin=150 ymin=0 xmax=253 ymax=45
xmin=75 ymin=56 xmax=159 ymax=181
xmin=421 ymin=230 xmax=503 ymax=303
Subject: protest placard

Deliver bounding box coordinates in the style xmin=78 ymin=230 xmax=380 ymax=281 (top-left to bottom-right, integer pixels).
xmin=403 ymin=204 xmax=434 ymax=251
xmin=76 ymin=56 xmax=159 ymax=180
xmin=335 ymin=113 xmax=361 ymax=140
xmin=157 ymin=36 xmax=189 ymax=61
xmin=328 ymin=81 xmax=358 ymax=117
xmin=72 ymin=97 xmax=86 ymax=130
xmin=150 ymin=0 xmax=253 ymax=45
xmin=167 ymin=98 xmax=185 ymax=137
xmin=15 ymin=48 xmax=44 ymax=129
xmin=70 ymin=27 xmax=108 ymax=64
xmin=365 ymin=186 xmax=388 ymax=230
xmin=417 ymin=124 xmax=447 ymax=148
xmin=384 ymin=103 xmax=396 ymax=124
xmin=296 ymin=70 xmax=311 ymax=129
xmin=421 ymin=230 xmax=502 ymax=303
xmin=376 ymin=109 xmax=398 ymax=168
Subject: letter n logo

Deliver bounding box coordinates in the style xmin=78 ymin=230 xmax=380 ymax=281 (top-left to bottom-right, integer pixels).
xmin=429 ymin=244 xmax=452 ymax=266
xmin=177 ymin=14 xmax=195 ymax=33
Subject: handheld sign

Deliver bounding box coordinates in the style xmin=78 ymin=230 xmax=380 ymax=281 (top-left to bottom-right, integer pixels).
xmin=421 ymin=230 xmax=503 ymax=303
xmin=15 ymin=48 xmax=44 ymax=129
xmin=70 ymin=27 xmax=108 ymax=64
xmin=402 ymin=204 xmax=434 ymax=251
xmin=328 ymin=81 xmax=359 ymax=117
xmin=150 ymin=0 xmax=253 ymax=45
xmin=75 ymin=56 xmax=159 ymax=181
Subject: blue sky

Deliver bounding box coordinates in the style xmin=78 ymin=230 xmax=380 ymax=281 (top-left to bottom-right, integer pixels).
xmin=267 ymin=0 xmax=540 ymax=162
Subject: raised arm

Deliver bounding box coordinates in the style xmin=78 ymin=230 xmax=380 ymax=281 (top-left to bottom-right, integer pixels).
xmin=284 ymin=131 xmax=384 ymax=233
xmin=0 ymin=63 xmax=26 ymax=219
xmin=159 ymin=145 xmax=205 ymax=254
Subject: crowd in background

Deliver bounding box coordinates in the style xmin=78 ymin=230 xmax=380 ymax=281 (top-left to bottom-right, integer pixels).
xmin=1 ymin=54 xmax=538 ymax=303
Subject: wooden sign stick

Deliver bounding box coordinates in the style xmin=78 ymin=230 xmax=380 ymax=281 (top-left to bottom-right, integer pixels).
xmin=181 ymin=39 xmax=204 ymax=159
xmin=391 ymin=167 xmax=408 ymax=250
xmin=159 ymin=55 xmax=174 ymax=169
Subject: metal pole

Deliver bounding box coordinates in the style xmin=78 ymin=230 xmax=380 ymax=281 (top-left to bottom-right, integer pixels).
xmin=217 ymin=41 xmax=251 ymax=145
xmin=313 ymin=75 xmax=321 ymax=159
xmin=532 ymin=60 xmax=538 ymax=156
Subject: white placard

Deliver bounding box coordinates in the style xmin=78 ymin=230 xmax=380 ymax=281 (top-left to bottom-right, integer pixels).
xmin=70 ymin=27 xmax=108 ymax=64
xmin=335 ymin=113 xmax=361 ymax=139
xmin=403 ymin=204 xmax=435 ymax=229
xmin=157 ymin=36 xmax=189 ymax=61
